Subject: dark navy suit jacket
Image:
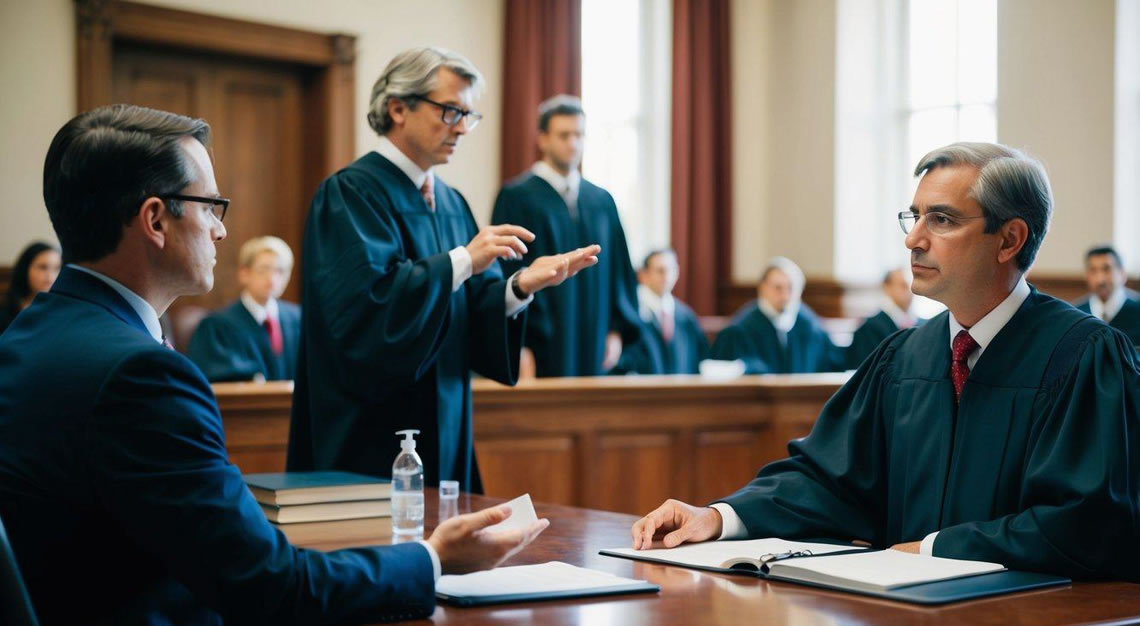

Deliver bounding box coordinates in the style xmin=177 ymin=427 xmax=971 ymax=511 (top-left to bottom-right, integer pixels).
xmin=0 ymin=267 xmax=434 ymax=625
xmin=188 ymin=298 xmax=301 ymax=382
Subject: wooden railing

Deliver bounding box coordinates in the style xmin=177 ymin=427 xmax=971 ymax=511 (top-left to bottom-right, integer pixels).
xmin=214 ymin=373 xmax=850 ymax=515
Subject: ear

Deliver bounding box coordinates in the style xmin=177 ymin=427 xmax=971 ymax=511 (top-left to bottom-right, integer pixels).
xmin=387 ymin=97 xmax=409 ymax=127
xmin=136 ymin=197 xmax=169 ymax=250
xmin=996 ymin=217 xmax=1029 ymax=265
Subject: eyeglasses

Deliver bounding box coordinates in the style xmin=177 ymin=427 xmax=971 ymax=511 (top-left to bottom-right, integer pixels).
xmin=409 ymin=95 xmax=483 ymax=130
xmin=166 ymin=194 xmax=230 ymax=222
xmin=898 ymin=210 xmax=985 ymax=236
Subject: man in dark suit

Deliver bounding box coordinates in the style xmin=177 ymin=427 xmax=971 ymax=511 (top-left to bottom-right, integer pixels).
xmin=188 ymin=235 xmax=302 ymax=381
xmin=1074 ymin=245 xmax=1140 ymax=346
xmin=0 ymin=104 xmax=546 ymax=625
xmin=846 ymin=268 xmax=921 ymax=369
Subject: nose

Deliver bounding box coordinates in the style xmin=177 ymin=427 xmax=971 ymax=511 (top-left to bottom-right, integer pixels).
xmin=453 ymin=115 xmax=469 ymax=135
xmin=214 ymin=221 xmax=227 ymax=242
xmin=904 ymin=218 xmax=926 ymax=251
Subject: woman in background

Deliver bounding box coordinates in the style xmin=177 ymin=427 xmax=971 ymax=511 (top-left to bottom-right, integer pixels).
xmin=1 ymin=241 xmax=61 ymax=334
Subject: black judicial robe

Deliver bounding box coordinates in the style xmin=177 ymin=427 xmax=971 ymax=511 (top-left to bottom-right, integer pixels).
xmin=710 ymin=300 xmax=843 ymax=374
xmin=718 ymin=288 xmax=1140 ymax=581
xmin=187 ymin=299 xmax=301 ymax=382
xmin=287 ymin=152 xmax=525 ymax=492
xmin=491 ymin=172 xmax=641 ymax=377
xmin=1075 ymin=290 xmax=1140 ymax=348
xmin=613 ymin=300 xmax=709 ymax=375
xmin=845 ymin=310 xmax=925 ymax=370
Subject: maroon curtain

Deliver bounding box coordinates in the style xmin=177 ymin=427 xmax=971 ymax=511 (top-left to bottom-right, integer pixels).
xmin=500 ymin=0 xmax=582 ymax=182
xmin=671 ymin=0 xmax=733 ymax=315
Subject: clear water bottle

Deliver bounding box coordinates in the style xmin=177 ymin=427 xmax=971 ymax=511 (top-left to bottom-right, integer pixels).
xmin=391 ymin=429 xmax=424 ymax=541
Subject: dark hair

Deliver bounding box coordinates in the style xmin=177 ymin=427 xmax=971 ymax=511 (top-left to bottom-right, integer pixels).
xmin=537 ymin=94 xmax=585 ymax=133
xmin=42 ymin=104 xmax=211 ymax=264
xmin=3 ymin=241 xmax=59 ymax=320
xmin=1085 ymin=245 xmax=1123 ymax=269
xmin=641 ymin=248 xmax=677 ymax=270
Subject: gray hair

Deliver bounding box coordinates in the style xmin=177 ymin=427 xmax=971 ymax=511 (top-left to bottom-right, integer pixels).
xmin=914 ymin=141 xmax=1053 ymax=271
xmin=760 ymin=256 xmax=805 ymax=297
xmin=366 ymin=47 xmax=484 ymax=136
xmin=538 ymin=94 xmax=585 ymax=132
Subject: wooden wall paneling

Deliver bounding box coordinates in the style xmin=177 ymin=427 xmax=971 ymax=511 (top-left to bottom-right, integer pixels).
xmin=593 ymin=432 xmax=677 ymax=515
xmin=693 ymin=429 xmax=769 ymax=504
xmin=474 ymin=436 xmax=576 ymax=504
xmin=213 ymin=381 xmax=293 ymax=473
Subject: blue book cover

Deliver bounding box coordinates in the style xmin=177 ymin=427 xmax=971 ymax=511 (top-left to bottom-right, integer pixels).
xmin=244 ymin=471 xmax=391 ymax=505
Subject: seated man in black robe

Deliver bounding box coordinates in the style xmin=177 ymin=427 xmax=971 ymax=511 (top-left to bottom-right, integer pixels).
xmin=710 ymin=256 xmax=843 ymax=374
xmin=288 ymin=48 xmax=599 ymax=492
xmin=188 ymin=235 xmax=301 ymax=381
xmin=491 ymin=95 xmax=641 ymax=378
xmin=632 ymin=142 xmax=1140 ymax=582
xmin=846 ymin=268 xmax=922 ymax=369
xmin=1074 ymin=245 xmax=1140 ymax=347
xmin=614 ymin=249 xmax=709 ymax=375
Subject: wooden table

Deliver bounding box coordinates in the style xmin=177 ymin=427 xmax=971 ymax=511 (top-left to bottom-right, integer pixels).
xmin=282 ymin=490 xmax=1140 ymax=625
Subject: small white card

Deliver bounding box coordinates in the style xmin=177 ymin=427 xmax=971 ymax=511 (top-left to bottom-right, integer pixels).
xmin=482 ymin=493 xmax=538 ymax=534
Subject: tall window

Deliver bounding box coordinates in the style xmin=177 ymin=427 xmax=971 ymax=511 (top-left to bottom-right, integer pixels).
xmin=581 ymin=0 xmax=672 ymax=266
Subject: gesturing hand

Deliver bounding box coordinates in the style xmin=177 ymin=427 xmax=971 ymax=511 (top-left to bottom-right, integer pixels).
xmin=466 ymin=225 xmax=536 ymax=275
xmin=630 ymin=499 xmax=723 ymax=550
xmin=427 ymin=504 xmax=550 ymax=575
xmin=516 ymin=244 xmax=602 ymax=295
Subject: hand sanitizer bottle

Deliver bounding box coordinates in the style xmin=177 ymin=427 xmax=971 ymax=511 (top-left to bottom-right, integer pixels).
xmin=391 ymin=429 xmax=424 ymax=540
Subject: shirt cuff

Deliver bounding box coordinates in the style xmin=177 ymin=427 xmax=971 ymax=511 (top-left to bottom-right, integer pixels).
xmin=449 ymin=247 xmax=473 ymax=293
xmin=504 ymin=270 xmax=533 ymax=318
xmin=710 ymin=503 xmax=748 ymax=540
xmin=417 ymin=539 xmax=442 ymax=582
xmin=919 ymin=531 xmax=938 ymax=556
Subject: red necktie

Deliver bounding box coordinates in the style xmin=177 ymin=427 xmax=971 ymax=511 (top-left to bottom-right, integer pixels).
xmin=420 ymin=176 xmax=435 ymax=211
xmin=161 ymin=336 xmax=174 ymax=350
xmin=951 ymin=330 xmax=979 ymax=402
xmin=659 ymin=309 xmax=674 ymax=342
xmin=264 ymin=316 xmax=284 ymax=356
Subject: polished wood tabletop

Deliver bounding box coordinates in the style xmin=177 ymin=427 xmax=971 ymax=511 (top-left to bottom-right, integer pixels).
xmin=281 ymin=490 xmax=1140 ymax=625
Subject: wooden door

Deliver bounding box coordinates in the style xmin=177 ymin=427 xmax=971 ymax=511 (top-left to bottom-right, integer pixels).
xmin=112 ymin=46 xmax=307 ymax=310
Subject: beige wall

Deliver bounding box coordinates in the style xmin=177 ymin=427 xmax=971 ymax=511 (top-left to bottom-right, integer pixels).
xmin=0 ymin=0 xmax=504 ymax=262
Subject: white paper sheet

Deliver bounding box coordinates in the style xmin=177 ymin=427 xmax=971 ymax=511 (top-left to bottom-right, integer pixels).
xmin=437 ymin=561 xmax=645 ymax=598
xmin=481 ymin=493 xmax=538 ymax=534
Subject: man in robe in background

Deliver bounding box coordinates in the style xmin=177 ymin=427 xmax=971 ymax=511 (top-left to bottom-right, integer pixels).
xmin=614 ymin=249 xmax=709 ymax=375
xmin=632 ymin=142 xmax=1140 ymax=582
xmin=188 ymin=235 xmax=301 ymax=381
xmin=710 ymin=256 xmax=843 ymax=374
xmin=491 ymin=95 xmax=641 ymax=378
xmin=288 ymin=49 xmax=599 ymax=492
xmin=846 ymin=267 xmax=921 ymax=369
xmin=1075 ymin=245 xmax=1140 ymax=347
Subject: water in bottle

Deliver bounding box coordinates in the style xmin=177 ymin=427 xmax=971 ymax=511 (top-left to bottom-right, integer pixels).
xmin=391 ymin=429 xmax=424 ymax=540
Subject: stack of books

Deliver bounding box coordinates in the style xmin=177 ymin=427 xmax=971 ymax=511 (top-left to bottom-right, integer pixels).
xmin=244 ymin=471 xmax=393 ymax=524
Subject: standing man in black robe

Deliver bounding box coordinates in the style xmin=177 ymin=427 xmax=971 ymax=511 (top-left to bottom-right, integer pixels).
xmin=491 ymin=95 xmax=641 ymax=378
xmin=631 ymin=142 xmax=1140 ymax=581
xmin=288 ymin=48 xmax=600 ymax=492
xmin=846 ymin=267 xmax=921 ymax=369
xmin=1075 ymin=245 xmax=1140 ymax=347
xmin=710 ymin=256 xmax=844 ymax=374
xmin=614 ymin=249 xmax=709 ymax=375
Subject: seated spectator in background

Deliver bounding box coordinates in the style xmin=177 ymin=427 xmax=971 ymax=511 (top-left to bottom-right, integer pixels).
xmin=711 ymin=257 xmax=843 ymax=374
xmin=0 ymin=241 xmax=60 ymax=334
xmin=1075 ymin=245 xmax=1140 ymax=347
xmin=846 ymin=268 xmax=922 ymax=369
xmin=188 ymin=236 xmax=301 ymax=381
xmin=613 ymin=249 xmax=709 ymax=375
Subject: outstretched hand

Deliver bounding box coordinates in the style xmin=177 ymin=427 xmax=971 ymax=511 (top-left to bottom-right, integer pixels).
xmin=516 ymin=244 xmax=602 ymax=295
xmin=630 ymin=499 xmax=723 ymax=550
xmin=427 ymin=504 xmax=550 ymax=575
xmin=466 ymin=224 xmax=536 ymax=275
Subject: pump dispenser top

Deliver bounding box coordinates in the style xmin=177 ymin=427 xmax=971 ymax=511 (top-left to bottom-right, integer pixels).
xmin=396 ymin=429 xmax=420 ymax=452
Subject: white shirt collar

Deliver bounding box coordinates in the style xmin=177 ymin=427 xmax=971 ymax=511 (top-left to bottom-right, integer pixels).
xmin=637 ymin=284 xmax=674 ymax=323
xmin=948 ymin=277 xmax=1031 ymax=370
xmin=531 ymin=161 xmax=581 ymax=203
xmin=68 ymin=264 xmax=163 ymax=343
xmin=881 ymin=294 xmax=917 ymax=329
xmin=758 ymin=298 xmax=799 ymax=335
xmin=240 ymin=291 xmax=278 ymax=326
xmin=1089 ymin=286 xmax=1127 ymax=323
xmin=375 ymin=135 xmax=432 ymax=190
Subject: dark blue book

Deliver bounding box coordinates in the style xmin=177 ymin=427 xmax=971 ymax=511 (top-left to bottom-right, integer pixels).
xmin=243 ymin=471 xmax=391 ymax=505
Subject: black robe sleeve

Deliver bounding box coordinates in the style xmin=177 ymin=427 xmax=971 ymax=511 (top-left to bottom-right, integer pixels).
xmin=461 ymin=200 xmax=524 ymax=384
xmin=710 ymin=324 xmax=772 ymax=374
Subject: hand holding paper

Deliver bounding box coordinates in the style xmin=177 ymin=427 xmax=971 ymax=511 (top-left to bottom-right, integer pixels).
xmin=428 ymin=494 xmax=549 ymax=575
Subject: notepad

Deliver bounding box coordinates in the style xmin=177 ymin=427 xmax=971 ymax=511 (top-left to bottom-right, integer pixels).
xmin=436 ymin=561 xmax=660 ymax=606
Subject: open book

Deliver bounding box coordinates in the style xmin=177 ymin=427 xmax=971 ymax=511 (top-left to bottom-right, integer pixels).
xmin=602 ymin=538 xmax=1069 ymax=604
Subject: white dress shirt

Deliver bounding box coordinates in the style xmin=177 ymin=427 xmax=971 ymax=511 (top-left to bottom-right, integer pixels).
xmin=758 ymin=298 xmax=798 ymax=345
xmin=374 ymin=136 xmax=532 ymax=317
xmin=69 ymin=264 xmax=163 ymax=343
xmin=1089 ymin=286 xmax=1127 ymax=324
xmin=531 ymin=160 xmax=581 ymax=215
xmin=881 ymin=295 xmax=918 ymax=330
xmin=240 ymin=291 xmax=278 ymax=326
xmin=637 ymin=284 xmax=674 ymax=325
xmin=715 ymin=277 xmax=1032 ymax=557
